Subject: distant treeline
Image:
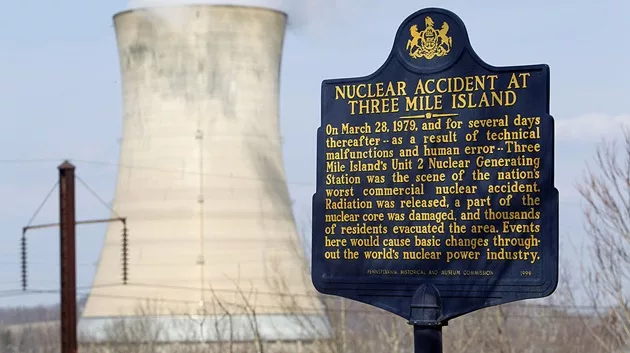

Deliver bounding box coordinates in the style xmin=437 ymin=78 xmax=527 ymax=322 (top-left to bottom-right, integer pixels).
xmin=0 ymin=296 xmax=86 ymax=326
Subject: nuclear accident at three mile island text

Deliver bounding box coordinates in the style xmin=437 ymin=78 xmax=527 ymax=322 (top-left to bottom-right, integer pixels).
xmin=319 ymin=72 xmax=548 ymax=279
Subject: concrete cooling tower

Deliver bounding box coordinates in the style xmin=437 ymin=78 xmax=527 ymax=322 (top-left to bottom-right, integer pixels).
xmin=79 ymin=4 xmax=329 ymax=343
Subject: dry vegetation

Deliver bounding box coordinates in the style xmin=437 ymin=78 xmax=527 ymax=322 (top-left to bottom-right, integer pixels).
xmin=0 ymin=298 xmax=619 ymax=353
xmin=573 ymin=129 xmax=630 ymax=353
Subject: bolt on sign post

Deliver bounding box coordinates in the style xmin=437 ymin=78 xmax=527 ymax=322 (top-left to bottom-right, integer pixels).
xmin=311 ymin=8 xmax=558 ymax=353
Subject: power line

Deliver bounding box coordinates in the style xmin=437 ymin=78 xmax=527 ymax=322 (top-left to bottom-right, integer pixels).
xmin=75 ymin=174 xmax=120 ymax=218
xmin=71 ymin=158 xmax=312 ymax=186
xmin=0 ymin=284 xmax=120 ymax=298
xmin=25 ymin=182 xmax=59 ymax=228
xmin=0 ymin=282 xmax=615 ymax=312
xmin=0 ymin=157 xmax=314 ymax=187
xmin=20 ymin=181 xmax=60 ymax=291
xmin=0 ymin=159 xmax=61 ymax=164
xmin=0 ymin=157 xmax=598 ymax=206
xmin=0 ymin=290 xmax=609 ymax=319
xmin=0 ymin=262 xmax=96 ymax=266
xmin=0 ymin=281 xmax=621 ymax=320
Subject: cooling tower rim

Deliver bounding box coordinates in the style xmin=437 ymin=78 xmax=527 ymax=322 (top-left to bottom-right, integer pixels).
xmin=113 ymin=4 xmax=288 ymax=20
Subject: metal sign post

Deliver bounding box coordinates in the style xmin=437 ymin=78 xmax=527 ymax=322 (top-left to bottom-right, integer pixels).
xmin=409 ymin=285 xmax=443 ymax=353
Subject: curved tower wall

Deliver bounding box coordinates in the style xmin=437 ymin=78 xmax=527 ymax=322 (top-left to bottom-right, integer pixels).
xmin=79 ymin=5 xmax=328 ymax=342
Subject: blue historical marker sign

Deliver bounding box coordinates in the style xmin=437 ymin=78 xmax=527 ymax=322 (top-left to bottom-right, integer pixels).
xmin=312 ymin=7 xmax=558 ymax=322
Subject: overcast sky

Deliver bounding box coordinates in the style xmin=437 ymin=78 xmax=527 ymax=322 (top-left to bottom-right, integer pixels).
xmin=0 ymin=0 xmax=628 ymax=307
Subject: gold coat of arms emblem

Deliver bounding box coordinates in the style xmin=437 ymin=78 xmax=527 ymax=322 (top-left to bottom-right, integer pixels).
xmin=406 ymin=16 xmax=452 ymax=60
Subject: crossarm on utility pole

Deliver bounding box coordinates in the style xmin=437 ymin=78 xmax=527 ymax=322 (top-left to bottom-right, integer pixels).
xmin=20 ymin=217 xmax=129 ymax=291
xmin=20 ymin=216 xmax=128 ymax=291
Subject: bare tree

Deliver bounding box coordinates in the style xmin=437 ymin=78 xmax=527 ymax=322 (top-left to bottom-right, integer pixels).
xmin=577 ymin=128 xmax=630 ymax=352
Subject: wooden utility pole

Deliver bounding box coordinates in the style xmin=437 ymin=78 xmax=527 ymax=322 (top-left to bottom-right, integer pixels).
xmin=59 ymin=161 xmax=77 ymax=353
xmin=19 ymin=161 xmax=130 ymax=353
